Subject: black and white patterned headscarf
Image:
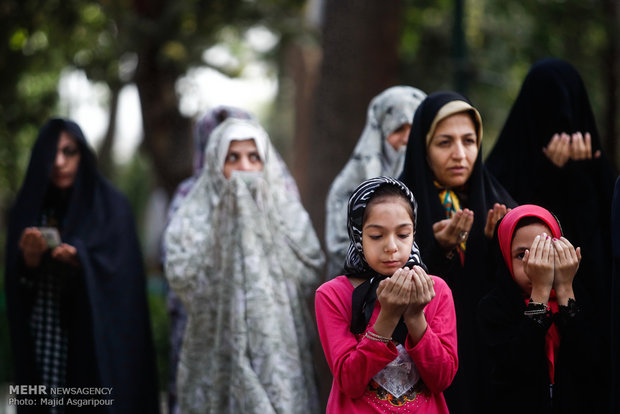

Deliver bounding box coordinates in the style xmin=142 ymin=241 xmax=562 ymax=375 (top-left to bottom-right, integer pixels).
xmin=344 ymin=176 xmax=424 ymax=276
xmin=344 ymin=177 xmax=426 ymax=341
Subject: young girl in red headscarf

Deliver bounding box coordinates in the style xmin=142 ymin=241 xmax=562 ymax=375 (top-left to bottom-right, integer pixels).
xmin=478 ymin=205 xmax=603 ymax=413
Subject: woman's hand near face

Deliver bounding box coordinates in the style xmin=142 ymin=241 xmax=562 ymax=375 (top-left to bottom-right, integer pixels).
xmin=19 ymin=228 xmax=47 ymax=268
xmin=432 ymin=209 xmax=474 ymax=252
xmin=552 ymin=237 xmax=580 ymax=305
xmin=523 ymin=233 xmax=555 ymax=303
xmin=484 ymin=203 xmax=510 ymax=239
xmin=374 ymin=268 xmax=413 ymax=338
xmin=51 ymin=243 xmax=80 ymax=267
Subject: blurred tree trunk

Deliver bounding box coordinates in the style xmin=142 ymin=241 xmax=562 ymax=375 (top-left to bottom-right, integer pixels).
xmin=452 ymin=0 xmax=468 ymax=95
xmin=304 ymin=0 xmax=402 ymax=244
xmin=97 ymin=83 xmax=121 ymax=179
xmin=298 ymin=4 xmax=403 ymax=410
xmin=132 ymin=0 xmax=192 ymax=197
xmin=287 ymin=40 xmax=322 ymax=194
xmin=134 ymin=50 xmax=192 ymax=197
xmin=603 ymin=0 xmax=619 ymax=168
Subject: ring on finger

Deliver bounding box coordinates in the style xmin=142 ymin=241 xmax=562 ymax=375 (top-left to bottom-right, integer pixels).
xmin=457 ymin=231 xmax=468 ymax=243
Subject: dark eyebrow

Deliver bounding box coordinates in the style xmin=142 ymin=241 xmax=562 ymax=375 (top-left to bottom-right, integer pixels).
xmin=434 ymin=132 xmax=476 ymax=140
xmin=364 ymin=223 xmax=413 ymax=230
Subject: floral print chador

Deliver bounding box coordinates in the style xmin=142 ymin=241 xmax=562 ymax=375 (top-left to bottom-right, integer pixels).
xmin=165 ymin=119 xmax=324 ymax=414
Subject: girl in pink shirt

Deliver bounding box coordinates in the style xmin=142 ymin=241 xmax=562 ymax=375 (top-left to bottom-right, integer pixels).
xmin=316 ymin=177 xmax=458 ymax=413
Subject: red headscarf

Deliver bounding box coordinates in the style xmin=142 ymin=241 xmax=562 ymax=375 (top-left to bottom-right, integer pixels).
xmin=497 ymin=204 xmax=562 ymax=383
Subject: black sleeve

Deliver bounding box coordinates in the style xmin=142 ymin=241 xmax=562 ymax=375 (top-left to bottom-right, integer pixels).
xmin=478 ymin=294 xmax=551 ymax=381
xmin=477 ymin=288 xmax=553 ymax=413
xmin=422 ymin=237 xmax=460 ymax=280
xmin=553 ymin=299 xmax=600 ymax=378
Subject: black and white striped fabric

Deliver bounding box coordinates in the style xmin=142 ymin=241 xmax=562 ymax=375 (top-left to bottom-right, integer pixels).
xmin=344 ymin=177 xmax=426 ymax=341
xmin=343 ymin=176 xmax=424 ymax=275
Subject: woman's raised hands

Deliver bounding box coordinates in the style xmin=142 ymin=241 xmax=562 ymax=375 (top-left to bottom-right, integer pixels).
xmin=542 ymin=131 xmax=601 ymax=167
xmin=485 ymin=203 xmax=510 ymax=239
xmin=432 ymin=209 xmax=474 ymax=252
xmin=19 ymin=227 xmax=47 ymax=268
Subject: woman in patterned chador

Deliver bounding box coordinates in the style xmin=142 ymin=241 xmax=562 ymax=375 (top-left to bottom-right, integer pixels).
xmin=325 ymin=86 xmax=426 ymax=278
xmin=165 ymin=118 xmax=324 ymax=414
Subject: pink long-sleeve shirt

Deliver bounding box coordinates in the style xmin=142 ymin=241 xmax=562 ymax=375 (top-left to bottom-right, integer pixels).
xmin=315 ymin=275 xmax=458 ymax=413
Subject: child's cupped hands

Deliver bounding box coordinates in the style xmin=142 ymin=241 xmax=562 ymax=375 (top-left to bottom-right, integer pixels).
xmin=552 ymin=237 xmax=581 ymax=290
xmin=523 ymin=233 xmax=555 ymax=294
xmin=405 ymin=266 xmax=435 ymax=317
xmin=376 ymin=266 xmax=436 ymax=322
xmin=376 ymin=267 xmax=413 ymax=319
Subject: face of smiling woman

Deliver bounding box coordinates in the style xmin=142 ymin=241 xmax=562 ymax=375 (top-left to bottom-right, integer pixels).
xmin=50 ymin=131 xmax=81 ymax=189
xmin=426 ymin=112 xmax=479 ymax=189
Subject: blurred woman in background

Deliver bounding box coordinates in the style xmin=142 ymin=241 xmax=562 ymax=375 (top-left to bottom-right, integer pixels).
xmin=165 ymin=118 xmax=324 ymax=414
xmin=5 ymin=118 xmax=158 ymax=413
xmin=325 ymin=86 xmax=426 ymax=278
xmin=161 ymin=105 xmax=253 ymax=414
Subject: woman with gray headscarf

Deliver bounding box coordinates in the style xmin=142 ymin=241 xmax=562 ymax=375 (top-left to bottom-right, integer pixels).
xmin=325 ymin=86 xmax=426 ymax=278
xmin=162 ymin=106 xmax=253 ymax=414
xmin=165 ymin=118 xmax=324 ymax=414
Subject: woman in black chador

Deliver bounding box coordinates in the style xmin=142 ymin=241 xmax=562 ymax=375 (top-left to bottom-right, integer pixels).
xmin=399 ymin=91 xmax=516 ymax=413
xmin=486 ymin=58 xmax=616 ymax=408
xmin=612 ymin=176 xmax=620 ymax=413
xmin=4 ymin=118 xmax=159 ymax=413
